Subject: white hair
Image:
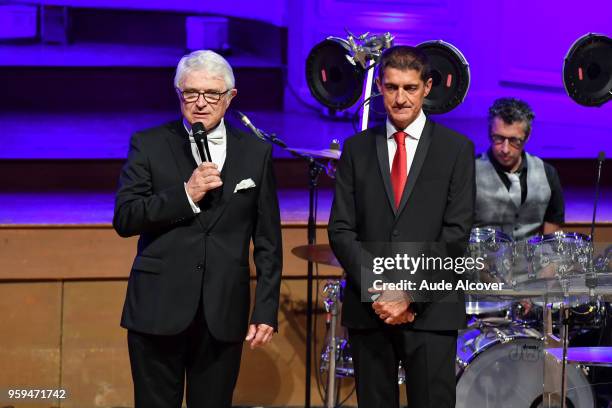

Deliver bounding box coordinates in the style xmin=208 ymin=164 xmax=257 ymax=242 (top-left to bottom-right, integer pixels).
xmin=174 ymin=50 xmax=235 ymax=90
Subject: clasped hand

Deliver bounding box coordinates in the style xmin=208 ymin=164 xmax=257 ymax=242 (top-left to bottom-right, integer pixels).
xmin=369 ymin=288 xmax=415 ymax=325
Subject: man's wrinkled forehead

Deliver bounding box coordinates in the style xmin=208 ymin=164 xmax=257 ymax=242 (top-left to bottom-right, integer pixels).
xmin=380 ymin=67 xmax=425 ymax=84
xmin=179 ymin=69 xmax=225 ymax=88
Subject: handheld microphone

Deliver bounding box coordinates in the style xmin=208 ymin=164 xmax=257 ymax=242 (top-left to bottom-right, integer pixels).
xmin=192 ymin=122 xmax=212 ymax=163
xmin=236 ymin=111 xmax=266 ymax=141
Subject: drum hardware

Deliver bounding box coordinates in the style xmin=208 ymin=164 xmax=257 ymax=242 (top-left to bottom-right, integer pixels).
xmin=277 ymin=143 xmax=334 ymax=408
xmin=318 ymin=278 xmax=407 ymax=386
xmin=524 ymin=274 xmax=612 ymax=408
xmin=238 ymin=115 xmax=339 ymax=408
xmin=512 ymin=300 xmax=605 ymax=333
xmin=288 ymin=141 xmax=342 ymax=180
xmin=594 ymin=245 xmax=612 ymax=273
xmin=322 ymin=280 xmax=341 ymax=408
xmin=314 ymin=234 xmax=611 ymax=407
xmin=320 ymin=337 xmax=353 ymax=378
xmin=526 ymin=243 xmax=537 ymax=281
xmin=459 ymin=238 xmax=611 ymax=408
xmin=560 ymin=305 xmax=572 ymax=408
xmin=466 ymin=228 xmax=514 ymax=315
xmin=318 ymin=281 xmax=611 ymax=407
xmin=520 ymin=232 xmax=594 ymax=297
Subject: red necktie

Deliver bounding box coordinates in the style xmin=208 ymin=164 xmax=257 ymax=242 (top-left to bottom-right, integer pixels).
xmin=391 ymin=131 xmax=407 ymax=209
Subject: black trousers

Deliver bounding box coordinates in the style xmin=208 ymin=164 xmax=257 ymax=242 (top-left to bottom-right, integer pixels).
xmin=348 ymin=327 xmax=457 ymax=408
xmin=127 ymin=304 xmax=243 ymax=408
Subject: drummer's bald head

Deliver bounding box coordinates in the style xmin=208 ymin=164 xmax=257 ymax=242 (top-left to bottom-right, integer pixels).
xmin=377 ymin=46 xmax=431 ymax=83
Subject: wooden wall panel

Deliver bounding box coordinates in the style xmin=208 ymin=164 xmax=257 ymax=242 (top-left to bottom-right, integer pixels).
xmin=235 ymin=279 xmax=356 ymax=407
xmin=0 ymin=280 xmax=353 ymax=407
xmin=60 ymin=281 xmax=132 ymax=408
xmin=2 ymin=224 xmax=607 ymax=281
xmin=0 ymin=225 xmax=341 ymax=280
xmin=0 ymin=227 xmax=138 ymax=280
xmin=0 ymin=279 xmax=353 ymax=408
xmin=0 ymin=283 xmax=62 ymax=408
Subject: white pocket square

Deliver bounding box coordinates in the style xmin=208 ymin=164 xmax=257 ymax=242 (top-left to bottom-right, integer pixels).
xmin=234 ymin=178 xmax=256 ymax=193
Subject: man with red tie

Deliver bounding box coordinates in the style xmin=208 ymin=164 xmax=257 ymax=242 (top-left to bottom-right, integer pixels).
xmin=328 ymin=46 xmax=475 ymax=407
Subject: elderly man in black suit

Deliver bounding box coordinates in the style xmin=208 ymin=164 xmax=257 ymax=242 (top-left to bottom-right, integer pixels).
xmin=113 ymin=50 xmax=282 ymax=408
xmin=328 ymin=45 xmax=475 ymax=408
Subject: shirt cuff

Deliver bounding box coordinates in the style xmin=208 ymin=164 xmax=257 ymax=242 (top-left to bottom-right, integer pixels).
xmin=184 ymin=182 xmax=201 ymax=214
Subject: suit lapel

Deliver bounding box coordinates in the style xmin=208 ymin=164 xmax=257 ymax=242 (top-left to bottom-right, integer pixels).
xmin=166 ymin=120 xmax=198 ymax=180
xmin=374 ymin=126 xmax=397 ymax=215
xmin=165 ymin=120 xmax=206 ymax=230
xmin=396 ymin=119 xmax=434 ymax=216
xmin=202 ymin=124 xmax=244 ymax=232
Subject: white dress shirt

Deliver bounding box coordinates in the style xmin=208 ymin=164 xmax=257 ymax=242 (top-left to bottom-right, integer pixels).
xmin=183 ymin=118 xmax=228 ymax=213
xmin=386 ymin=109 xmax=426 ymax=177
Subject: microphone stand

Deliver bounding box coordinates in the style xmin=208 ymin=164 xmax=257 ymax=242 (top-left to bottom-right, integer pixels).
xmin=589 ymin=153 xmax=605 ymax=243
xmin=586 ymin=153 xmax=605 ymax=299
xmin=558 ymin=153 xmax=605 ymax=408
xmin=245 ymin=123 xmax=329 ymax=408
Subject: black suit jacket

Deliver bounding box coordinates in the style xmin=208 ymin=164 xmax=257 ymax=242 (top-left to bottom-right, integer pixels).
xmin=328 ymin=119 xmax=475 ymax=331
xmin=113 ymin=120 xmax=282 ymax=342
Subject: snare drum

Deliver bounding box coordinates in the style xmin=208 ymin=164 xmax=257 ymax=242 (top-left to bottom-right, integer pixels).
xmin=456 ymin=319 xmax=594 ymax=408
xmin=527 ymin=231 xmax=592 ymax=280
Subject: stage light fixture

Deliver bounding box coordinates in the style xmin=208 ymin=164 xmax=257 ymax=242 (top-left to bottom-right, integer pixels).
xmin=305 ymin=37 xmax=366 ymax=111
xmin=417 ymin=40 xmax=471 ymax=114
xmin=563 ymin=33 xmax=612 ymax=107
xmin=305 ymin=35 xmax=470 ymax=117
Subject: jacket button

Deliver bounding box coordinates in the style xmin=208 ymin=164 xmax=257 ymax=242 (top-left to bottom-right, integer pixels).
xmin=196 ymin=264 xmax=203 ymax=270
xmin=392 ymin=230 xmax=399 ymax=237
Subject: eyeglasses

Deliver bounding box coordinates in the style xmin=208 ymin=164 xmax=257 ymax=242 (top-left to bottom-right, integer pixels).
xmin=490 ymin=134 xmax=526 ymax=149
xmin=178 ymin=89 xmax=230 ymax=104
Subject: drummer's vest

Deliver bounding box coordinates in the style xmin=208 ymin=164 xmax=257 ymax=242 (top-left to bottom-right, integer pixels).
xmin=474 ymin=153 xmax=551 ymax=240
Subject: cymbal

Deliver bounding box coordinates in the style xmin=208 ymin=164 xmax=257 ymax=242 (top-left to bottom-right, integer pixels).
xmin=288 ymin=147 xmax=341 ymax=160
xmin=291 ymin=244 xmax=341 ymax=268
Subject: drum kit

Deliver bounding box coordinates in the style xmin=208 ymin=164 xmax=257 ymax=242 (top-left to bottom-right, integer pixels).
xmin=293 ymin=228 xmax=612 ymax=408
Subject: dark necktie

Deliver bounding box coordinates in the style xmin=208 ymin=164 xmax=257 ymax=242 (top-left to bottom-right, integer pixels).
xmin=391 ymin=131 xmax=408 ymax=209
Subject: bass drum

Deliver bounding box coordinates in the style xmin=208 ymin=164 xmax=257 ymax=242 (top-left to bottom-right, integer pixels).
xmin=456 ymin=319 xmax=594 ymax=408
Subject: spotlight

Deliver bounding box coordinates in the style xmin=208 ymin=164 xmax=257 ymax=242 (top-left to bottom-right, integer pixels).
xmin=305 ymin=34 xmax=470 ymax=118
xmin=563 ymin=33 xmax=612 ymax=107
xmin=563 ymin=33 xmax=612 ymax=106
xmin=305 ymin=37 xmax=366 ymax=111
xmin=417 ymin=40 xmax=471 ymax=114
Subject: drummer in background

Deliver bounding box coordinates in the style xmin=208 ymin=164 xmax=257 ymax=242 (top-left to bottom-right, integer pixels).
xmin=474 ymin=97 xmax=565 ymax=240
